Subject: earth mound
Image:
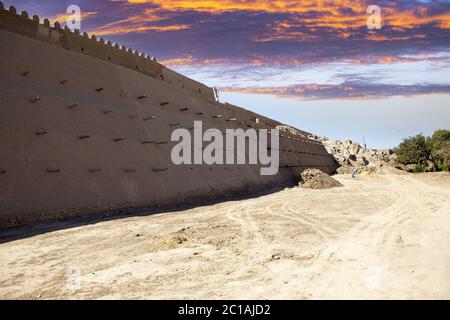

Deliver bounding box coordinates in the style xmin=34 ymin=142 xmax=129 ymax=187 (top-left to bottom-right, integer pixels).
xmin=299 ymin=169 xmax=343 ymax=189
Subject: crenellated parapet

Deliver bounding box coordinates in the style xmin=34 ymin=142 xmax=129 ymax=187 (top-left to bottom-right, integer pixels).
xmin=0 ymin=2 xmax=216 ymax=102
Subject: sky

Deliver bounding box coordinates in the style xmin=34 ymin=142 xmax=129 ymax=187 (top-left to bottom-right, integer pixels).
xmin=4 ymin=0 xmax=450 ymax=148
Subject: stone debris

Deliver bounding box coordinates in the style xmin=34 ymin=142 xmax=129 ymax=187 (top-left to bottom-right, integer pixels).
xmin=299 ymin=169 xmax=343 ymax=189
xmin=277 ymin=126 xmax=397 ymax=175
xmin=310 ymin=136 xmax=397 ymax=174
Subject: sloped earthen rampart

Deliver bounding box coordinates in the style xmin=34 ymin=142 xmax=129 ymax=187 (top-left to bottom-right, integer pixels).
xmin=0 ymin=4 xmax=337 ymax=227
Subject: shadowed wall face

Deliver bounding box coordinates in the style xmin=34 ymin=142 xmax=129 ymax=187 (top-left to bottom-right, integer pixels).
xmin=0 ymin=7 xmax=336 ymax=227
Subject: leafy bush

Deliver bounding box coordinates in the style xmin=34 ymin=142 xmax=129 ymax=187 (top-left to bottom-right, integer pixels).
xmin=414 ymin=164 xmax=426 ymax=173
xmin=394 ymin=134 xmax=430 ymax=166
xmin=394 ymin=130 xmax=450 ymax=172
xmin=427 ymin=129 xmax=450 ymax=171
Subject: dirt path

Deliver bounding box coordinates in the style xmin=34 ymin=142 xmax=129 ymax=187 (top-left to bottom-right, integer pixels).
xmin=0 ymin=172 xmax=449 ymax=299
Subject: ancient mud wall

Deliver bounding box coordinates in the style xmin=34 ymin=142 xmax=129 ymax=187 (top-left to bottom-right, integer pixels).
xmin=0 ymin=4 xmax=215 ymax=102
xmin=0 ymin=5 xmax=336 ymax=227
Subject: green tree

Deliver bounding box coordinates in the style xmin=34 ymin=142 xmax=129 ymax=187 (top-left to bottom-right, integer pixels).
xmin=394 ymin=134 xmax=430 ymax=166
xmin=428 ymin=129 xmax=450 ymax=171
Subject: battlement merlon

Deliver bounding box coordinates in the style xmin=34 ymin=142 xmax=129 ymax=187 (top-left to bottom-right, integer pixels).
xmin=0 ymin=3 xmax=216 ymax=102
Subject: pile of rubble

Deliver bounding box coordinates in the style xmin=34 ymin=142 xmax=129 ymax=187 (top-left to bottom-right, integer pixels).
xmin=276 ymin=125 xmax=397 ymax=174
xmin=310 ymin=136 xmax=397 ymax=174
xmin=299 ymin=169 xmax=343 ymax=189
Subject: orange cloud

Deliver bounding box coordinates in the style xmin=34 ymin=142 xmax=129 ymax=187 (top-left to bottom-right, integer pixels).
xmin=123 ymin=0 xmax=450 ymax=31
xmin=367 ymin=33 xmax=428 ymax=42
xmin=160 ymin=53 xmax=432 ymax=68
xmin=126 ymin=0 xmax=366 ymax=14
xmin=221 ymin=84 xmax=357 ymax=99
xmin=90 ymin=23 xmax=189 ymax=35
xmin=220 ymin=83 xmax=450 ymax=100
xmin=87 ymin=11 xmax=190 ymax=36
xmin=84 ymin=0 xmax=450 ymax=45
xmin=160 ymin=55 xmax=231 ymax=67
xmin=384 ymin=8 xmax=450 ymax=30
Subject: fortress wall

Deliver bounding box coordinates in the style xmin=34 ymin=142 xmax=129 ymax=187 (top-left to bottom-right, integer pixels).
xmin=0 ymin=6 xmax=336 ymax=227
xmin=0 ymin=6 xmax=216 ymax=102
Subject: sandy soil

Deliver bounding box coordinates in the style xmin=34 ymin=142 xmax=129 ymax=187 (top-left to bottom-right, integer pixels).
xmin=0 ymin=171 xmax=449 ymax=300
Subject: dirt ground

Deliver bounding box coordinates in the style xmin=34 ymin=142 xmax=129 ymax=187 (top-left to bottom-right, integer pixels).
xmin=0 ymin=171 xmax=449 ymax=300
